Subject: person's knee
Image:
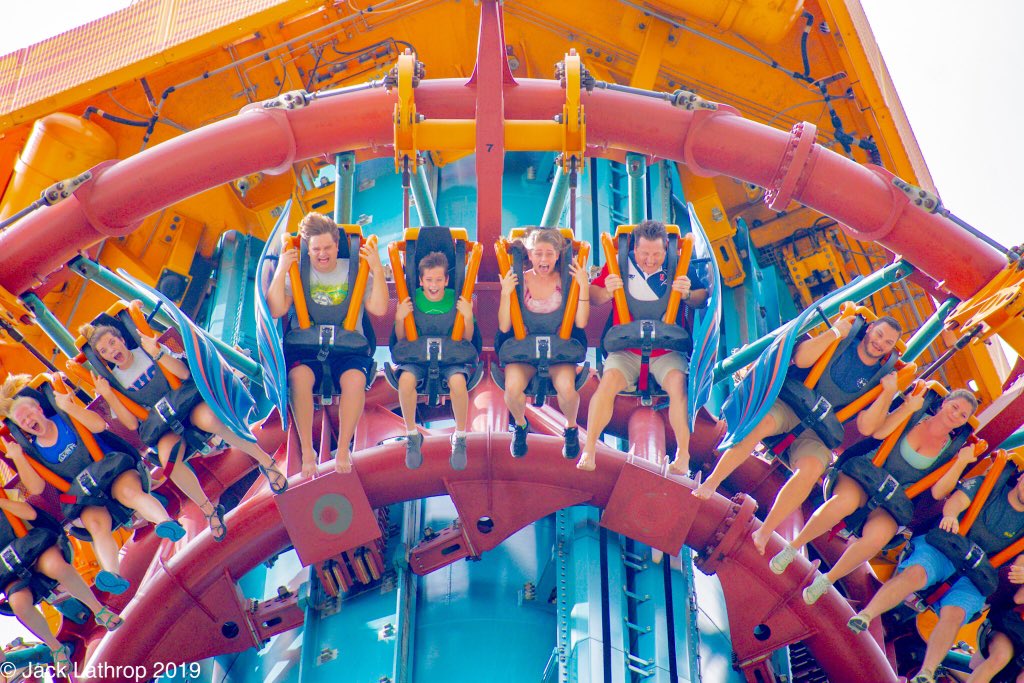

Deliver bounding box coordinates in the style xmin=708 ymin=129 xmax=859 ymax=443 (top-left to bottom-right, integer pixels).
xmin=80 ymin=506 xmax=110 ymax=532
xmin=339 ymin=370 xmax=367 ymax=393
xmin=938 ymin=604 xmax=967 ymax=627
xmin=597 ymin=370 xmax=626 ymax=398
xmin=794 ymin=456 xmax=827 ymax=480
xmin=900 ymin=563 xmax=929 ymax=588
xmin=288 ymin=365 xmax=314 ymax=387
xmin=7 ymin=588 xmax=30 ymax=613
xmin=398 ymin=371 xmax=417 ymax=390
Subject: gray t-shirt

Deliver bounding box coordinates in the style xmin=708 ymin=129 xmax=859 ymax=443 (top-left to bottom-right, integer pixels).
xmin=956 ymin=476 xmax=1024 ymax=555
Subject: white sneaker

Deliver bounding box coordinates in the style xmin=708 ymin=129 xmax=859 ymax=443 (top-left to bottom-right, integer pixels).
xmin=769 ymin=544 xmax=796 ymax=574
xmin=802 ymin=574 xmax=832 ymax=605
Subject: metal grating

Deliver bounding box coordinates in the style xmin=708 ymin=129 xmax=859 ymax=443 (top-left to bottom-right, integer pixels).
xmin=0 ymin=0 xmax=309 ymax=118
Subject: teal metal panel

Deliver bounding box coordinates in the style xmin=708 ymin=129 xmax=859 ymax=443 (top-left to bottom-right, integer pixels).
xmin=412 ymin=497 xmax=556 ymax=682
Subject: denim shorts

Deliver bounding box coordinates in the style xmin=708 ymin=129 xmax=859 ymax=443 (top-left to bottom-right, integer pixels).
xmin=898 ymin=536 xmax=986 ymax=623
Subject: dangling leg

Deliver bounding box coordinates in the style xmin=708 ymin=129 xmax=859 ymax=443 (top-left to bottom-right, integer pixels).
xmin=751 ymin=444 xmax=829 ymax=555
xmin=851 ymin=562 xmax=929 ymax=632
xmin=79 ymin=506 xmax=122 ymax=583
xmin=190 ymin=403 xmax=287 ymax=493
xmin=159 ymin=435 xmax=225 ymax=541
xmin=504 ymin=364 xmax=535 ymax=457
xmin=915 ymin=604 xmax=968 ymax=682
xmin=659 ymin=363 xmax=691 ymax=475
xmin=693 ymin=410 xmax=781 ymax=500
xmin=288 ymin=364 xmax=318 ymax=476
xmin=825 ymin=509 xmax=899 ymax=584
xmin=335 ymin=367 xmax=367 ymax=473
xmin=448 ymin=371 xmax=469 ymax=470
xmin=398 ymin=368 xmax=424 ymax=469
xmin=111 ymin=470 xmax=172 ymax=525
xmin=35 ymin=545 xmax=121 ymax=632
xmin=967 ymin=631 xmax=1014 ymax=683
xmin=550 ymin=364 xmax=581 ymax=459
xmin=774 ymin=474 xmax=865 ymax=574
xmin=6 ymin=584 xmax=62 ymax=650
xmin=578 ymin=355 xmax=631 ymax=471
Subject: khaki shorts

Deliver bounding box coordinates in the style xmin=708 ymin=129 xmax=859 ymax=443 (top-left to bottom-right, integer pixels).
xmin=765 ymin=398 xmax=834 ymax=470
xmin=604 ymin=350 xmax=685 ymax=392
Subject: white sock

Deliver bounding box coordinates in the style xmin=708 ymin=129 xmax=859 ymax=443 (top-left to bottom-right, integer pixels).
xmin=454 ymin=431 xmax=466 ymax=438
xmin=407 ymin=429 xmax=418 ymax=436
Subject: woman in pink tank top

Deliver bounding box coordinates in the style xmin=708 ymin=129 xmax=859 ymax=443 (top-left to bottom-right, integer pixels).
xmin=498 ymin=228 xmax=590 ymax=458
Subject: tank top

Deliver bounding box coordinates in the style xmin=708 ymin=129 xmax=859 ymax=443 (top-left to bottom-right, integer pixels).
xmin=524 ymin=281 xmax=562 ymax=314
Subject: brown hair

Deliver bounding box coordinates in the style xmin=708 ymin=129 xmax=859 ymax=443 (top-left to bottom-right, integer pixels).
xmin=79 ymin=323 xmax=123 ymax=347
xmin=418 ymin=251 xmax=449 ymax=278
xmin=525 ymin=227 xmax=565 ymax=254
xmin=944 ymin=388 xmax=979 ymax=413
xmin=633 ymin=220 xmax=668 ymax=249
xmin=298 ymin=212 xmax=340 ymax=244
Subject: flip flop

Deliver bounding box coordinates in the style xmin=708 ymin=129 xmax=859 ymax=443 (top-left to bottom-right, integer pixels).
xmin=95 ymin=570 xmax=130 ymax=595
xmin=155 ymin=520 xmax=186 ymax=542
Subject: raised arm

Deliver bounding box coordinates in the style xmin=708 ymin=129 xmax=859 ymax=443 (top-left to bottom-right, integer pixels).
xmin=931 ymin=445 xmax=981 ymax=500
xmin=856 ymin=372 xmax=900 ymax=436
xmin=571 ymin=262 xmax=590 ymax=328
xmin=0 ymin=497 xmax=38 ymax=521
xmin=497 ymin=270 xmax=517 ymax=334
xmin=3 ymin=439 xmax=45 ymax=496
xmin=793 ymin=316 xmax=853 ymax=369
xmin=266 ymin=232 xmax=297 ymax=320
xmin=871 ymin=385 xmax=923 ymax=439
xmin=53 ymin=391 xmax=107 ymax=434
xmin=363 ymin=243 xmax=389 ymax=317
xmin=140 ymin=336 xmax=190 ymax=381
xmin=93 ymin=375 xmax=139 ymax=431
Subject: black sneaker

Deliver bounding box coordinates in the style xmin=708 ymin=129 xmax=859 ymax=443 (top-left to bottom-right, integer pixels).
xmin=562 ymin=426 xmax=580 ymax=459
xmin=510 ymin=421 xmax=529 ymax=458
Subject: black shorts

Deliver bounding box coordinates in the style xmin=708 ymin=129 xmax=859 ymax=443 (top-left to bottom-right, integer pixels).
xmin=398 ymin=363 xmax=471 ymax=383
xmin=288 ymin=351 xmax=374 ymax=386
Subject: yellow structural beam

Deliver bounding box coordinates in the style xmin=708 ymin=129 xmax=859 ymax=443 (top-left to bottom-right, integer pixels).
xmin=679 ymin=169 xmax=745 ymax=287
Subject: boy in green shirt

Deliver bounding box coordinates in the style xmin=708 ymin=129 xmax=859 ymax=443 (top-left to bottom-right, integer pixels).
xmin=394 ymin=252 xmax=475 ymax=469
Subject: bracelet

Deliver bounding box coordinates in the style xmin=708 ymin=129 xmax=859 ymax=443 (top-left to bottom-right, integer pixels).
xmin=153 ymin=350 xmax=166 ymax=362
xmin=579 ymin=298 xmax=589 ymax=302
xmin=832 ymin=327 xmax=842 ymax=340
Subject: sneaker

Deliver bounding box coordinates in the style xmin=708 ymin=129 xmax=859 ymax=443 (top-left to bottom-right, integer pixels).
xmin=910 ymin=670 xmax=935 ymax=683
xmin=847 ymin=613 xmax=871 ymax=634
xmin=405 ymin=433 xmax=424 ymax=469
xmin=450 ymin=434 xmax=468 ymax=471
xmin=769 ymin=544 xmax=796 ymax=575
xmin=510 ymin=421 xmax=529 ymax=458
xmin=562 ymin=426 xmax=580 ymax=459
xmin=802 ymin=574 xmax=832 ymax=605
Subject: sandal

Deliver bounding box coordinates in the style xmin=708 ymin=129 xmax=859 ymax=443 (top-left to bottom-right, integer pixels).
xmin=94 ymin=606 xmax=124 ymax=632
xmin=50 ymin=644 xmax=71 ymax=677
xmin=204 ymin=503 xmax=228 ymax=542
xmin=259 ymin=463 xmax=289 ymax=494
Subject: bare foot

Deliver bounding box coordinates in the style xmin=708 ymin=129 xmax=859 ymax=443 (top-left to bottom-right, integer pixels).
xmin=692 ymin=480 xmax=717 ymax=500
xmin=668 ymin=452 xmax=690 ymax=476
xmin=576 ymin=452 xmax=596 ymax=471
xmin=334 ymin=449 xmax=353 ymax=474
xmin=751 ymin=528 xmax=771 ymax=555
xmin=298 ymin=445 xmax=319 ymax=478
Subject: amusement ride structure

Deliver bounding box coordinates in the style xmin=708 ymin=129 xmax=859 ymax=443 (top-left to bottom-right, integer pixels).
xmin=0 ymin=1 xmax=1020 ymax=682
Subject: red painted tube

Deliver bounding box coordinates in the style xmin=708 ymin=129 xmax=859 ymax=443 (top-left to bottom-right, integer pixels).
xmin=0 ymin=81 xmax=1002 ymax=301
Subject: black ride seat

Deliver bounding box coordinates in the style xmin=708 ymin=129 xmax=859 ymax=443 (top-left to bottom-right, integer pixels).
xmin=384 ymin=226 xmax=484 ymax=406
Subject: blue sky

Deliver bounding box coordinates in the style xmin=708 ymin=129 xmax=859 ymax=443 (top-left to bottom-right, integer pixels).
xmin=0 ymin=0 xmax=1018 ymax=650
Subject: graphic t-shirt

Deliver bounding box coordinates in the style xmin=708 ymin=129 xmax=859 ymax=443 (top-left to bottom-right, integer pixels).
xmin=285 ymin=261 xmax=350 ymax=306
xmin=827 ymin=340 xmax=882 ymax=394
